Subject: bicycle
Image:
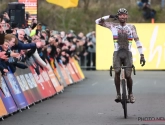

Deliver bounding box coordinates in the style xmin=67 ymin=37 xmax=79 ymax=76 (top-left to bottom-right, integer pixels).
xmin=110 ymin=65 xmax=136 ymax=119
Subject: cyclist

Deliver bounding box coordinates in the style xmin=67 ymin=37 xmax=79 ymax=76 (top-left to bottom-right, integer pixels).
xmin=95 ymin=8 xmax=145 ymax=103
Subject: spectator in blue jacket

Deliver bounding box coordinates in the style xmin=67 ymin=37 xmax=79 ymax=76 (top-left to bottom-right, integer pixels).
xmin=11 ymin=29 xmax=43 ymax=52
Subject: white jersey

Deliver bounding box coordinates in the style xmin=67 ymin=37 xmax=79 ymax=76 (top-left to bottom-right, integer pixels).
xmin=95 ymin=16 xmax=143 ymax=54
xmin=99 ymin=21 xmax=139 ymax=51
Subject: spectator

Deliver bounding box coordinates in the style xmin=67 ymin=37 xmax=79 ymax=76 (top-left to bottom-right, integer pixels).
xmin=137 ymin=0 xmax=149 ymax=9
xmin=12 ymin=29 xmax=43 ymax=52
xmin=86 ymin=31 xmax=96 ymax=70
xmin=4 ymin=34 xmax=28 ymax=73
xmin=142 ymin=3 xmax=156 ymax=20
xmin=0 ymin=39 xmax=10 ymax=75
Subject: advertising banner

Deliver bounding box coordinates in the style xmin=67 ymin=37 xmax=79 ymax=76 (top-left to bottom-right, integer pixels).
xmin=58 ymin=63 xmax=71 ymax=85
xmin=96 ymin=24 xmax=165 ymax=70
xmin=46 ymin=62 xmax=64 ymax=93
xmin=67 ymin=62 xmax=79 ymax=82
xmin=4 ymin=72 xmax=28 ymax=109
xmin=55 ymin=60 xmax=67 ymax=87
xmin=40 ymin=68 xmax=56 ymax=96
xmin=0 ymin=77 xmax=17 ymax=114
xmin=16 ymin=75 xmax=35 ymax=105
xmin=70 ymin=58 xmax=81 ymax=80
xmin=24 ymin=73 xmax=42 ymax=101
xmin=72 ymin=58 xmax=85 ymax=79
xmin=29 ymin=66 xmax=50 ymax=98
xmin=0 ymin=96 xmax=8 ymax=117
xmin=71 ymin=58 xmax=82 ymax=80
xmin=18 ymin=0 xmax=37 ymax=24
xmin=15 ymin=68 xmax=43 ymax=102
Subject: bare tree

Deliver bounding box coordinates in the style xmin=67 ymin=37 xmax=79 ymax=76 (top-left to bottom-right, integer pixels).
xmin=83 ymin=0 xmax=90 ymax=13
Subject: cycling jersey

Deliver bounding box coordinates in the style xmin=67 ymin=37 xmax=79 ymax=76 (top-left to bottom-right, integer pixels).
xmin=104 ymin=22 xmax=138 ymax=51
xmin=95 ymin=16 xmax=141 ymax=53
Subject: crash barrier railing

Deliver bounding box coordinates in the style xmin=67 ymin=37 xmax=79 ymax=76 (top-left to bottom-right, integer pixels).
xmin=0 ymin=57 xmax=85 ymax=121
xmin=78 ymin=52 xmax=96 ymax=70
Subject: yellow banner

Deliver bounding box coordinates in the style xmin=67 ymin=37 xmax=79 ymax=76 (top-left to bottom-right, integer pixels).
xmin=46 ymin=0 xmax=78 ymax=9
xmin=96 ymin=23 xmax=165 ymax=70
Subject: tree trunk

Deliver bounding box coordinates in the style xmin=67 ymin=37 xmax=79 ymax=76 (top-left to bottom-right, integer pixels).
xmin=83 ymin=0 xmax=90 ymax=13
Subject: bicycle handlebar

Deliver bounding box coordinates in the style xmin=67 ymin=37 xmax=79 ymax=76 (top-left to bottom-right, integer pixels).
xmin=132 ymin=65 xmax=136 ymax=75
xmin=110 ymin=65 xmax=136 ymax=77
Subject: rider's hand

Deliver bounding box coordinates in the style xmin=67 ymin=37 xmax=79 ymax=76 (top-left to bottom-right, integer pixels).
xmin=109 ymin=15 xmax=118 ymax=18
xmin=109 ymin=15 xmax=118 ymax=20
xmin=140 ymin=54 xmax=145 ymax=66
xmin=99 ymin=18 xmax=105 ymax=25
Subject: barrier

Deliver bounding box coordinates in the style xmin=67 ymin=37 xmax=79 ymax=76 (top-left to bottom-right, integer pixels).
xmin=70 ymin=58 xmax=81 ymax=80
xmin=67 ymin=62 xmax=79 ymax=82
xmin=55 ymin=60 xmax=68 ymax=87
xmin=0 ymin=77 xmax=17 ymax=114
xmin=74 ymin=58 xmax=85 ymax=79
xmin=16 ymin=75 xmax=35 ymax=105
xmin=29 ymin=66 xmax=50 ymax=98
xmin=27 ymin=73 xmax=43 ymax=100
xmin=15 ymin=68 xmax=43 ymax=102
xmin=58 ymin=63 xmax=72 ymax=85
xmin=71 ymin=58 xmax=83 ymax=80
xmin=4 ymin=72 xmax=29 ymax=110
xmin=0 ymin=57 xmax=85 ymax=120
xmin=79 ymin=52 xmax=96 ymax=70
xmin=39 ymin=68 xmax=57 ymax=96
xmin=0 ymin=96 xmax=7 ymax=119
xmin=46 ymin=61 xmax=64 ymax=93
xmin=96 ymin=23 xmax=165 ymax=70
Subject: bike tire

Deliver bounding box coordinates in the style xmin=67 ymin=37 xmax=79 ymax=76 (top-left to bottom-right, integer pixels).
xmin=121 ymin=79 xmax=127 ymax=119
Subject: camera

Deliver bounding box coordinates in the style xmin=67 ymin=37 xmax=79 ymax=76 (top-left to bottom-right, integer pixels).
xmin=24 ymin=34 xmax=32 ymax=43
xmin=67 ymin=36 xmax=74 ymax=42
xmin=5 ymin=49 xmax=11 ymax=57
xmin=55 ymin=38 xmax=58 ymax=42
xmin=89 ymin=44 xmax=93 ymax=48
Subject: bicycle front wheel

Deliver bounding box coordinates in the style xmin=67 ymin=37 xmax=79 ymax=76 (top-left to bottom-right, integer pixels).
xmin=121 ymin=79 xmax=127 ymax=119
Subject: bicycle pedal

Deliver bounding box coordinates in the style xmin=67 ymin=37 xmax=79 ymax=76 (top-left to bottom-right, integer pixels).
xmin=115 ymin=99 xmax=121 ymax=103
xmin=127 ymin=100 xmax=130 ymax=103
xmin=130 ymin=101 xmax=135 ymax=104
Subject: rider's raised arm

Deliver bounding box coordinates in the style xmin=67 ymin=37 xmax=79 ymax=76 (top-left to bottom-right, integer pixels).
xmin=95 ymin=15 xmax=114 ymax=29
xmin=131 ymin=25 xmax=144 ymax=55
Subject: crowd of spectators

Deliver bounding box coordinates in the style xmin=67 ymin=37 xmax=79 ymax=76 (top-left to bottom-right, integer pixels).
xmin=0 ymin=11 xmax=96 ymax=81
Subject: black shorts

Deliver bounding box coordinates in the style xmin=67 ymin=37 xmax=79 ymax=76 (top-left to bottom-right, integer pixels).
xmin=113 ymin=49 xmax=133 ymax=77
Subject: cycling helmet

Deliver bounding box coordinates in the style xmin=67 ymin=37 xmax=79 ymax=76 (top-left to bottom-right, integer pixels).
xmin=117 ymin=8 xmax=128 ymax=15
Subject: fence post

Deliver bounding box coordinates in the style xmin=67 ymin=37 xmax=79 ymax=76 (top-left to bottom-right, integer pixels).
xmin=161 ymin=0 xmax=165 ymax=9
xmin=151 ymin=18 xmax=154 ymax=23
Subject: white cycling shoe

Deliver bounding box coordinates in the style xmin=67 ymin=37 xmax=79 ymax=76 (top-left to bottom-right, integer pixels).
xmin=128 ymin=94 xmax=135 ymax=103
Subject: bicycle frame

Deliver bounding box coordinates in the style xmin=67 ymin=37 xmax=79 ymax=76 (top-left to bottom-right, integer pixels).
xmin=121 ymin=68 xmax=125 ymax=80
xmin=110 ymin=65 xmax=136 ymax=77
xmin=110 ymin=65 xmax=136 ymax=119
xmin=120 ymin=68 xmax=126 ymax=95
xmin=110 ymin=65 xmax=135 ymax=93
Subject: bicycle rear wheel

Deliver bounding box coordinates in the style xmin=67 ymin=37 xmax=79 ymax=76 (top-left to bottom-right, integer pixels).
xmin=121 ymin=79 xmax=127 ymax=119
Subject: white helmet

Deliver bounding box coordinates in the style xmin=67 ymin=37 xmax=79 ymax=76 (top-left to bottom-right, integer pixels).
xmin=117 ymin=8 xmax=128 ymax=15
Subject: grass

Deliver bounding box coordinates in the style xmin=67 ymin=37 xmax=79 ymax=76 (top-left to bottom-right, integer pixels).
xmin=0 ymin=0 xmax=164 ymax=33
xmin=38 ymin=0 xmax=165 ymax=33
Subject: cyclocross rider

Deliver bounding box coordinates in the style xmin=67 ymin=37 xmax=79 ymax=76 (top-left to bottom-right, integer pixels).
xmin=95 ymin=8 xmax=146 ymax=103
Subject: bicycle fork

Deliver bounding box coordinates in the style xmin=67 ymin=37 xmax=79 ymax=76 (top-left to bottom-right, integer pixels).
xmin=120 ymin=68 xmax=128 ymax=100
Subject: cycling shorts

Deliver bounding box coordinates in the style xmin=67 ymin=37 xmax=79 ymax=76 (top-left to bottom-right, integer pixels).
xmin=113 ymin=49 xmax=133 ymax=77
